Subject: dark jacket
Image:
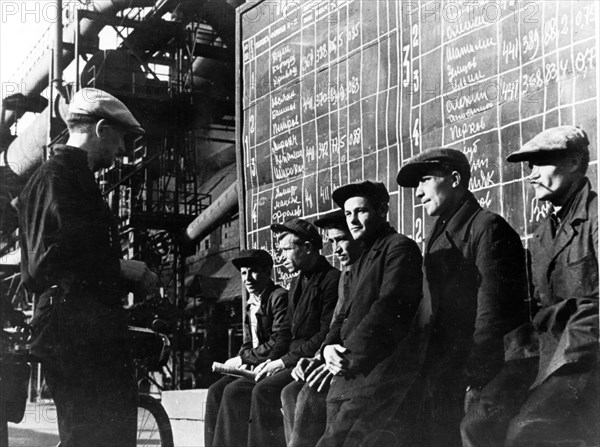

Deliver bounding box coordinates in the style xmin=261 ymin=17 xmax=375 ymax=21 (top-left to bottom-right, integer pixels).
xmin=18 ymin=145 xmax=129 ymax=367
xmin=326 ymin=225 xmax=423 ymax=400
xmin=527 ymin=179 xmax=598 ymax=387
xmin=279 ymin=256 xmax=340 ymax=368
xmin=238 ymin=280 xmax=289 ymax=366
xmin=422 ymin=192 xmax=528 ymax=388
xmin=18 ymin=145 xmax=123 ymax=301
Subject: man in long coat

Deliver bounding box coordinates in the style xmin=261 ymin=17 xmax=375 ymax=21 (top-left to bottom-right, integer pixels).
xmin=461 ymin=126 xmax=599 ymax=446
xmin=315 ymin=181 xmax=424 ymax=447
xmin=394 ymin=148 xmax=529 ymax=447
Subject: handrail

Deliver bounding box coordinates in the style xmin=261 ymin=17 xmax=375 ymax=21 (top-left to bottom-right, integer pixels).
xmin=102 ymin=150 xmax=161 ymax=196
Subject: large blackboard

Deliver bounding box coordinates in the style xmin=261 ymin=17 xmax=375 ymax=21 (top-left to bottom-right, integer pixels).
xmin=236 ymin=0 xmax=599 ymax=285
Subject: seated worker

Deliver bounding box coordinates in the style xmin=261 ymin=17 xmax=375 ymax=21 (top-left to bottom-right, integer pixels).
xmin=204 ymin=249 xmax=289 ymax=447
xmin=213 ymin=218 xmax=340 ymax=447
xmin=281 ymin=210 xmax=364 ymax=447
xmin=462 ymin=126 xmax=599 ymax=447
xmin=316 ymin=180 xmax=424 ymax=447
xmin=393 ymin=148 xmax=528 ymax=447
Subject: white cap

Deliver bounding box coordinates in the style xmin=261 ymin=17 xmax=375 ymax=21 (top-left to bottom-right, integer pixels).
xmin=67 ymin=88 xmax=144 ymax=135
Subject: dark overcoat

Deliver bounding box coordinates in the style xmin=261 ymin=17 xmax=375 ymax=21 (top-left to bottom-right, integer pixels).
xmin=421 ymin=192 xmax=529 ymax=389
xmin=325 ymin=225 xmax=423 ymax=401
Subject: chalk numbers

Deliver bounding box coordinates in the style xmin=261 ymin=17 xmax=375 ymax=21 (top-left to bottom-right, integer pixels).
xmin=414 ymin=217 xmax=424 ymax=243
xmin=412 ymin=118 xmax=421 ymax=148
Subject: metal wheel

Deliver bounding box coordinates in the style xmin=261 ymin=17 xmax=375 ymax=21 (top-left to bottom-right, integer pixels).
xmin=137 ymin=394 xmax=173 ymax=447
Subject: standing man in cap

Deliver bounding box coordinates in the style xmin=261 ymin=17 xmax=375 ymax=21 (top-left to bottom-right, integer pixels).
xmin=205 ymin=249 xmax=289 ymax=447
xmin=213 ymin=218 xmax=339 ymax=447
xmin=462 ymin=126 xmax=599 ymax=447
xmin=315 ymin=180 xmax=424 ymax=447
xmin=18 ymin=88 xmax=157 ymax=446
xmin=281 ymin=210 xmax=365 ymax=447
xmin=395 ymin=148 xmax=528 ymax=447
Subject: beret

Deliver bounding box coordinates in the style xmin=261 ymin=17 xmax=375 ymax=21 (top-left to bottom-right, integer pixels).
xmin=332 ymin=180 xmax=390 ymax=209
xmin=270 ymin=218 xmax=323 ymax=249
xmin=397 ymin=147 xmax=471 ymax=187
xmin=507 ymin=126 xmax=589 ymax=162
xmin=314 ymin=209 xmax=348 ymax=230
xmin=231 ymin=249 xmax=273 ymax=270
xmin=67 ymin=88 xmax=144 ymax=135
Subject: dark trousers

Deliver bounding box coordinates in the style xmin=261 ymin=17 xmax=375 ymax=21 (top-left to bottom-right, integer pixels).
xmin=206 ymin=376 xmax=255 ymax=447
xmin=316 ymin=397 xmax=372 ymax=447
xmin=247 ymin=368 xmax=294 ymax=447
xmin=44 ymin=362 xmax=137 ymax=447
xmin=462 ymin=361 xmax=600 ymax=447
xmin=281 ymin=380 xmax=328 ymax=447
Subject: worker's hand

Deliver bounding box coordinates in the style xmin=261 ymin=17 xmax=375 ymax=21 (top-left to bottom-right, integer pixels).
xmin=224 ymin=356 xmax=243 ymax=369
xmin=323 ymin=344 xmax=348 ymax=376
xmin=120 ymin=260 xmax=158 ymax=294
xmin=254 ymin=359 xmax=285 ymax=382
xmin=306 ymin=363 xmax=333 ymax=392
xmin=463 ymin=387 xmax=482 ymax=414
xmin=291 ymin=357 xmax=322 ymax=382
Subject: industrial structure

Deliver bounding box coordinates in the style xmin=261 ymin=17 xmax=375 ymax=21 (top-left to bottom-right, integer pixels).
xmin=0 ymin=0 xmax=247 ymax=392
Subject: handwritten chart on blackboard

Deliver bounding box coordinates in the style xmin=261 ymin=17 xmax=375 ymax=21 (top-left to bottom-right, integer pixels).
xmin=236 ymin=0 xmax=598 ymax=284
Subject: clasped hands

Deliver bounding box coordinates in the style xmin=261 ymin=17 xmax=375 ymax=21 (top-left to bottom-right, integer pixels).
xmin=289 ymin=344 xmax=348 ymax=392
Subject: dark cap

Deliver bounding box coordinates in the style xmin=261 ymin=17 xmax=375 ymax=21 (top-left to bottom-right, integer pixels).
xmin=506 ymin=126 xmax=589 ymax=163
xmin=314 ymin=209 xmax=348 ymax=231
xmin=397 ymin=147 xmax=471 ymax=187
xmin=332 ymin=180 xmax=390 ymax=209
xmin=67 ymin=88 xmax=144 ymax=134
xmin=270 ymin=218 xmax=323 ymax=249
xmin=231 ymin=249 xmax=273 ymax=271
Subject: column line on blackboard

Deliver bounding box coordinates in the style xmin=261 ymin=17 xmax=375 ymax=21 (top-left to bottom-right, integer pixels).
xmin=496 ymin=2 xmax=504 ymax=219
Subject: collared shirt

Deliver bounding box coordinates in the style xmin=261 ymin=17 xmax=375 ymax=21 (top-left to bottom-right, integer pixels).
xmin=246 ymin=293 xmax=261 ymax=348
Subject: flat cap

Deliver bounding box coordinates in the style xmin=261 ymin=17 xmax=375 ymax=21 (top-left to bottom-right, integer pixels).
xmin=270 ymin=218 xmax=323 ymax=249
xmin=232 ymin=249 xmax=273 ymax=270
xmin=332 ymin=180 xmax=389 ymax=208
xmin=397 ymin=147 xmax=470 ymax=187
xmin=68 ymin=88 xmax=144 ymax=134
xmin=506 ymin=126 xmax=589 ymax=162
xmin=314 ymin=209 xmax=348 ymax=231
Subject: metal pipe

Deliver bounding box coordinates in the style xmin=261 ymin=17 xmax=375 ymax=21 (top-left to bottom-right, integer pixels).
xmin=4 ymin=0 xmax=241 ymax=178
xmin=184 ymin=181 xmax=238 ymax=243
xmin=53 ymin=0 xmax=65 ymax=98
xmin=1 ymin=0 xmax=157 ymax=134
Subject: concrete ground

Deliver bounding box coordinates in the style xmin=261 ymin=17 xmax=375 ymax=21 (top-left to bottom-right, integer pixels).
xmin=7 ymin=391 xmax=207 ymax=447
xmin=8 ymin=401 xmax=60 ymax=446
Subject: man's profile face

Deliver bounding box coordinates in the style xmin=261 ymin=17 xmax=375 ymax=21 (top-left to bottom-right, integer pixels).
xmin=344 ymin=196 xmax=385 ymax=241
xmin=240 ymin=266 xmax=270 ymax=296
xmin=97 ymin=124 xmax=126 ymax=170
xmin=278 ymin=233 xmax=309 ymax=273
xmin=326 ymin=228 xmax=361 ymax=267
xmin=415 ymin=170 xmax=456 ymax=217
xmin=526 ymin=156 xmax=574 ymax=203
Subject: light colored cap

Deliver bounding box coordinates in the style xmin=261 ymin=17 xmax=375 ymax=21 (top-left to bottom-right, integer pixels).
xmin=67 ymin=88 xmax=144 ymax=134
xmin=506 ymin=126 xmax=589 ymax=162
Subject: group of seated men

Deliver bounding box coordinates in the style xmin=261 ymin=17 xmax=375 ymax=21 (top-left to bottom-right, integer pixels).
xmin=205 ymin=125 xmax=599 ymax=447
